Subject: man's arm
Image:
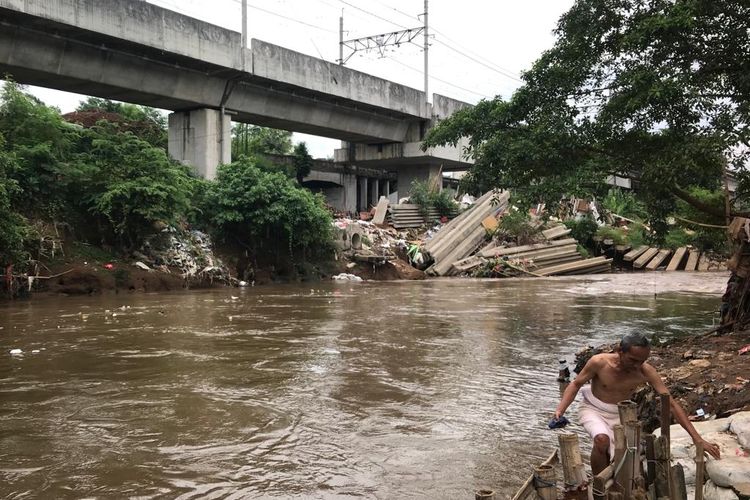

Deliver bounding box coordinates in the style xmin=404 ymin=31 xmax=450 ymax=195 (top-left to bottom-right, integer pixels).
xmin=554 ymin=355 xmax=601 ymax=419
xmin=643 ymin=364 xmax=721 ymax=459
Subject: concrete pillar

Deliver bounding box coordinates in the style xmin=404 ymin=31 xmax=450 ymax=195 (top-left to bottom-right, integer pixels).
xmin=372 ymin=178 xmax=380 ymax=206
xmin=397 ymin=165 xmax=442 ymax=197
xmin=358 ymin=176 xmax=369 ymax=212
xmin=343 ymin=173 xmax=357 ymax=214
xmin=168 ymin=108 xmax=231 ymax=180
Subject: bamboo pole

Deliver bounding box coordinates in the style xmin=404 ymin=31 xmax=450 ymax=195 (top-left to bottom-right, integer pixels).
xmin=654 ymin=436 xmax=671 ymax=498
xmin=618 ymin=400 xmax=638 ymax=424
xmin=616 ymin=448 xmax=634 ymax=500
xmin=511 ymin=450 xmax=558 ymax=500
xmin=659 ymin=393 xmax=674 ymax=499
xmin=558 ymin=433 xmax=587 ymax=489
xmin=645 ymin=434 xmax=656 ymax=486
xmin=534 ymin=464 xmax=557 ymax=500
xmin=613 ymin=424 xmax=626 ymax=467
xmin=694 ymin=442 xmax=704 ymax=500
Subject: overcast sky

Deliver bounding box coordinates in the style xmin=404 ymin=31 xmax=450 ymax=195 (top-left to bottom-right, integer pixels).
xmin=26 ymin=0 xmax=575 ymax=158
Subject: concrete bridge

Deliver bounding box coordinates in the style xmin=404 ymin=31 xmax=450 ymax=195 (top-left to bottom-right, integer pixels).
xmin=0 ymin=0 xmax=473 ymax=195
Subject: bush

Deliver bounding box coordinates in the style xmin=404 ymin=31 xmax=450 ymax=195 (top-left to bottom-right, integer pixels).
xmin=595 ymin=226 xmax=627 ymax=245
xmin=0 ymin=142 xmax=29 ymax=266
xmin=600 ymin=188 xmax=647 ymax=220
xmin=204 ymin=158 xmax=333 ymax=263
xmin=429 ymin=189 xmax=457 ymax=217
xmin=409 ymin=180 xmax=432 ymax=215
xmin=564 ymin=215 xmax=599 ymax=247
xmin=499 ymin=209 xmax=540 ymax=245
xmin=663 ymin=228 xmax=696 ymax=250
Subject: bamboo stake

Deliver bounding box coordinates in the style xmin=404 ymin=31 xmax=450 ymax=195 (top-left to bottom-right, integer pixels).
xmin=659 ymin=393 xmax=674 ymax=499
xmin=654 ymin=436 xmax=671 ymax=498
xmin=645 ymin=434 xmax=656 ymax=486
xmin=694 ymin=442 xmax=704 ymax=500
xmin=618 ymin=400 xmax=638 ymax=424
xmin=558 ymin=433 xmax=587 ymax=489
xmin=534 ymin=464 xmax=557 ymax=500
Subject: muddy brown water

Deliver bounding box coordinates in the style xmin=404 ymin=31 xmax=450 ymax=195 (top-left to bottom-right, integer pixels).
xmin=0 ymin=273 xmax=728 ymax=499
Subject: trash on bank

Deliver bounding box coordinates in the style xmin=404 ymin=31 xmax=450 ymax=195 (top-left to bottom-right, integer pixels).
xmin=332 ymin=273 xmax=363 ymax=282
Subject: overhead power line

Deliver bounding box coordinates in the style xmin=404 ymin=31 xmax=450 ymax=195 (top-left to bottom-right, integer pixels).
xmin=336 ymin=0 xmax=410 ymax=30
xmin=433 ymin=39 xmax=522 ymax=83
xmin=228 ymin=0 xmax=337 ymax=33
xmin=388 ymin=56 xmax=490 ymax=99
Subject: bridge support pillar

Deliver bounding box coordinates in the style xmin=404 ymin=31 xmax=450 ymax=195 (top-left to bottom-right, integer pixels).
xmin=168 ymin=108 xmax=231 ymax=180
xmin=397 ymin=165 xmax=442 ymax=197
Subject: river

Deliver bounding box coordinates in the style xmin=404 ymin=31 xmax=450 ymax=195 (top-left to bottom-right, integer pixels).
xmin=0 ymin=273 xmax=727 ymax=499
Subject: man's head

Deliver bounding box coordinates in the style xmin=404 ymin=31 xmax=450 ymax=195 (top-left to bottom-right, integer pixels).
xmin=618 ymin=333 xmax=651 ymax=369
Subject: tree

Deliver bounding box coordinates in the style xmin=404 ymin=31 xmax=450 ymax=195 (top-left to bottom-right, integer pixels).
xmin=232 ymin=124 xmax=293 ymax=157
xmin=204 ymin=157 xmax=332 ymax=262
xmin=293 ymin=142 xmax=313 ymax=185
xmin=73 ymin=97 xmax=167 ymax=148
xmin=0 ymin=136 xmax=28 ymax=266
xmin=423 ymin=0 xmax=749 ymax=234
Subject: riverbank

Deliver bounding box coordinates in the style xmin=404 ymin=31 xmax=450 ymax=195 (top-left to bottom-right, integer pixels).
xmin=575 ymin=328 xmax=750 ymax=431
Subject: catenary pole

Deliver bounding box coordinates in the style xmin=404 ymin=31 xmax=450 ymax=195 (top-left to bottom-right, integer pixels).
xmin=424 ymin=0 xmax=429 ymax=104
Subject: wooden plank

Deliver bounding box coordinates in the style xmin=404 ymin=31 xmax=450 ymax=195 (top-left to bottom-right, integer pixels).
xmin=536 ymin=256 xmax=609 ymax=276
xmin=697 ymin=254 xmax=710 ymax=271
xmin=633 ymin=247 xmax=659 ymax=269
xmin=542 ymin=225 xmax=571 ymax=240
xmin=479 ymin=238 xmax=577 ymax=258
xmin=423 ymin=190 xmax=496 ymax=252
xmin=645 ymin=249 xmax=672 ymax=270
xmin=510 ymin=244 xmax=578 ymax=261
xmin=666 ymin=247 xmax=687 ymax=271
xmin=623 ymin=246 xmax=648 ymax=262
xmin=685 ymin=250 xmax=700 ymax=271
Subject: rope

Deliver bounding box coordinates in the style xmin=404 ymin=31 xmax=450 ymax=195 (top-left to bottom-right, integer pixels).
xmin=532 ymin=472 xmax=556 ymax=488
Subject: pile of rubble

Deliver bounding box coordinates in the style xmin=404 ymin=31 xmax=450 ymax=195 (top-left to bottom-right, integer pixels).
xmin=134 ymin=227 xmax=233 ymax=285
xmin=420 ymin=190 xmax=612 ymax=277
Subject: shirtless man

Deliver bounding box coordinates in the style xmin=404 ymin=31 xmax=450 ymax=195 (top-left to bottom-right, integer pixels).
xmin=553 ymin=333 xmax=721 ymax=475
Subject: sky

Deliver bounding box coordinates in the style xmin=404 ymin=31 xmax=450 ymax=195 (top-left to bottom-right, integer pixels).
xmin=25 ymin=0 xmax=575 ymax=158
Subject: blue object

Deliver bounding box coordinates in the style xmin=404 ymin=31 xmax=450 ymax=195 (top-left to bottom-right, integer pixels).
xmin=548 ymin=416 xmax=570 ymax=429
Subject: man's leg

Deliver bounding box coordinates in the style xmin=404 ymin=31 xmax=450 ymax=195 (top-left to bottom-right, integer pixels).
xmin=590 ymin=433 xmax=611 ymax=475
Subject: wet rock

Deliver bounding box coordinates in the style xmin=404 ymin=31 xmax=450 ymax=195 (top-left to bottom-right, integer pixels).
xmin=707 ymin=458 xmax=750 ymax=489
xmin=704 ymin=479 xmax=739 ymax=500
xmin=730 ymin=412 xmax=750 ymax=448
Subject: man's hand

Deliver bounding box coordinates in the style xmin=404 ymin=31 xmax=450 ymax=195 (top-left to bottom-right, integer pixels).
xmin=696 ymin=438 xmax=721 ymax=460
xmin=554 ymin=410 xmax=562 ymax=420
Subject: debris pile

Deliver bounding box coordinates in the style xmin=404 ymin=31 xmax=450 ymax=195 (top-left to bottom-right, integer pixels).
xmin=135 ymin=227 xmax=232 ymax=284
xmin=420 ymin=190 xmax=611 ymax=277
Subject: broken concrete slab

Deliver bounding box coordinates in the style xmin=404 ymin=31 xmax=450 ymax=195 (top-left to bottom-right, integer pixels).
xmin=623 ymin=245 xmax=649 ymax=262
xmin=646 ymin=248 xmax=672 ymax=270
xmin=633 ymin=247 xmax=660 ymax=269
xmin=667 ymin=247 xmax=688 ymax=271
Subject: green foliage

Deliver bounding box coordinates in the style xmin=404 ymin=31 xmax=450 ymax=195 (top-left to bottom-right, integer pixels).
xmin=600 ymin=188 xmax=647 ymax=221
xmin=499 ymin=210 xmax=540 ymax=245
xmin=73 ymin=122 xmax=197 ymax=247
xmin=625 ymin=224 xmax=646 ymax=248
xmin=430 ymin=189 xmax=457 ymax=217
xmin=409 ymin=180 xmax=457 ymax=216
xmin=232 ymin=124 xmax=292 ymax=157
xmin=564 ymin=215 xmax=599 ymax=248
xmin=0 ymin=138 xmax=29 ymax=265
xmin=409 ymin=180 xmax=432 ymax=215
xmin=663 ymin=229 xmax=695 ymax=250
xmin=293 ymin=142 xmax=313 ymax=185
xmin=577 ymin=244 xmax=590 ymax=259
xmin=595 ymin=226 xmax=628 ymax=245
xmin=204 ymin=158 xmax=333 ymax=262
xmin=423 ymin=0 xmax=749 ymax=233
xmin=673 ymin=187 xmax=728 ymax=253
xmin=75 ymin=97 xmax=167 ymax=147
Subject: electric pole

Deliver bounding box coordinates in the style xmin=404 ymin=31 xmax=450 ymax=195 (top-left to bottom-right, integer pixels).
xmin=338 ymin=3 xmax=430 ymax=104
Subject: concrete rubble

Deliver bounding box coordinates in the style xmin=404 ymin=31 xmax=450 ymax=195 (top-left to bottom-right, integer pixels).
xmin=653 ymin=411 xmax=750 ymax=499
xmin=135 ymin=227 xmax=232 ymax=284
xmin=421 ymin=190 xmax=612 ymax=277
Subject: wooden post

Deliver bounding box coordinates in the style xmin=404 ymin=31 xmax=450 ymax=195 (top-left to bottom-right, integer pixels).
xmin=654 ymin=436 xmax=671 ymax=498
xmin=671 ymin=464 xmax=687 ymax=500
xmin=615 ymin=447 xmax=634 ymax=500
xmin=607 ymin=492 xmax=623 ymax=500
xmin=475 ymin=489 xmax=495 ymax=500
xmin=558 ymin=433 xmax=587 ymax=489
xmin=645 ymin=434 xmax=657 ymax=487
xmin=694 ymin=442 xmax=705 ymax=500
xmin=618 ymin=400 xmax=638 ymax=424
xmin=613 ymin=424 xmax=626 ymax=467
xmin=534 ymin=464 xmax=557 ymax=500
